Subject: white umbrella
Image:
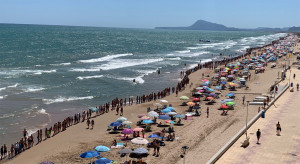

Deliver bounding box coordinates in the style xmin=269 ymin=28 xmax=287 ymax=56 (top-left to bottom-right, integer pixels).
xmin=160 ymin=100 xmax=168 ymax=103
xmin=166 ymin=112 xmax=177 ymax=115
xmin=131 ymin=137 xmax=149 ymax=145
xmin=153 ymin=103 xmax=162 ymax=107
xmin=148 ymin=111 xmax=159 ymax=117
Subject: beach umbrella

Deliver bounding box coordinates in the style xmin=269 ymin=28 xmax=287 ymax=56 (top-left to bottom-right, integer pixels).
xmin=180 ymin=96 xmax=189 ymax=100
xmin=205 ymin=81 xmax=211 ymax=84
xmin=39 ymin=162 xmax=54 ymax=164
xmin=166 ymin=112 xmax=177 ymax=115
xmin=116 ymin=117 xmax=127 ymax=123
xmin=220 ymin=105 xmax=229 ymax=109
xmin=206 ymin=97 xmax=214 ymax=100
xmin=202 ymin=79 xmax=209 ymax=82
xmin=131 ymin=137 xmax=149 ymax=145
xmin=122 ymin=129 xmax=134 ymax=134
xmin=80 ymin=151 xmax=100 ymax=158
xmin=89 ymin=107 xmax=99 ymax=112
xmin=137 ymin=114 xmax=146 ymax=118
xmin=198 ymin=90 xmax=205 ymax=93
xmin=161 ymin=108 xmax=172 ymax=113
xmin=153 ymin=103 xmax=162 ymax=107
xmin=201 ymin=83 xmax=208 ymax=86
xmin=133 ymin=128 xmax=144 ymax=132
xmin=160 ymin=99 xmax=168 ymax=103
xmin=215 ymin=86 xmax=222 ymax=90
xmin=195 ymin=87 xmax=203 ymax=90
xmin=192 ymin=98 xmax=200 ymax=102
xmin=226 ymin=101 xmax=235 ymax=106
xmin=110 ymin=121 xmax=121 ymax=127
xmin=158 ymin=115 xmax=171 ymax=120
xmin=122 ymin=121 xmax=132 ymax=125
xmin=95 ymin=145 xmax=110 ymax=152
xmin=93 ymin=157 xmax=112 ymax=164
xmin=165 ymin=107 xmax=174 ymax=111
xmin=187 ymin=102 xmax=195 ymax=106
xmin=142 ymin=119 xmax=154 ymax=124
xmin=226 ymin=93 xmax=234 ymax=97
xmin=220 ymin=77 xmax=226 ymax=80
xmin=186 ymin=113 xmax=194 ymax=117
xmin=208 ymin=93 xmax=216 ymax=97
xmin=165 ymin=120 xmax=175 ymax=124
xmin=118 ymin=148 xmax=132 ymax=162
xmin=148 ymin=134 xmax=160 ymax=138
xmin=207 ymin=88 xmax=214 ymax=92
xmin=140 ymin=116 xmax=150 ymax=120
xmin=221 ymin=81 xmax=227 ymax=85
xmin=224 ymin=99 xmax=234 ymax=102
xmin=194 ymin=92 xmax=202 ymax=95
xmin=174 ymin=114 xmax=185 ymax=118
xmin=148 ymin=111 xmax=159 ymax=117
xmin=133 ymin=147 xmax=149 ymax=154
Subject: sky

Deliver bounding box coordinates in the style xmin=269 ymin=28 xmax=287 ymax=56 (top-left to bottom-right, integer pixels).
xmin=0 ymin=0 xmax=300 ymax=29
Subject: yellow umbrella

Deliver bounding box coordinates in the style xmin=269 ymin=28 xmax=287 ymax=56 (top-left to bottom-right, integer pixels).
xmin=187 ymin=102 xmax=195 ymax=106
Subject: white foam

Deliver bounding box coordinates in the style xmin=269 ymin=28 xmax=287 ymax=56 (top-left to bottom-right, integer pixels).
xmin=0 ymin=95 xmax=7 ymax=99
xmin=115 ymin=76 xmax=145 ymax=84
xmin=33 ymin=70 xmax=56 ymax=75
xmin=175 ymin=51 xmax=209 ymax=57
xmin=167 ymin=57 xmax=181 ymax=60
xmin=10 ymin=69 xmax=57 ymax=75
xmin=0 ymin=113 xmax=15 ymax=119
xmin=0 ymin=87 xmax=6 ymax=91
xmin=70 ymin=68 xmax=100 ymax=72
xmin=27 ymin=128 xmax=40 ymax=136
xmin=37 ymin=109 xmax=49 ymax=115
xmin=24 ymin=87 xmax=46 ymax=92
xmin=35 ymin=65 xmax=42 ymax=67
xmin=77 ymin=75 xmax=104 ymax=80
xmin=175 ymin=50 xmax=190 ymax=54
xmin=8 ymin=83 xmax=19 ymax=88
xmin=50 ymin=62 xmax=71 ymax=66
xmin=43 ymin=96 xmax=94 ymax=104
xmin=186 ymin=47 xmax=199 ymax=50
xmin=78 ymin=53 xmax=133 ymax=63
xmin=136 ymin=69 xmax=157 ymax=76
xmin=97 ymin=58 xmax=164 ymax=70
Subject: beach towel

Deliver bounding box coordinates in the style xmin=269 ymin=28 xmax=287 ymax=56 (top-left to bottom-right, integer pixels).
xmin=111 ymin=143 xmax=124 ymax=148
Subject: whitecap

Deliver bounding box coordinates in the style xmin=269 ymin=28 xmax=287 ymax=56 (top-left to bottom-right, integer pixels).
xmin=24 ymin=87 xmax=46 ymax=92
xmin=78 ymin=53 xmax=133 ymax=63
xmin=167 ymin=57 xmax=181 ymax=60
xmin=0 ymin=95 xmax=7 ymax=99
xmin=0 ymin=113 xmax=15 ymax=119
xmin=8 ymin=83 xmax=19 ymax=88
xmin=77 ymin=75 xmax=104 ymax=80
xmin=50 ymin=62 xmax=71 ymax=66
xmin=175 ymin=50 xmax=190 ymax=54
xmin=97 ymin=58 xmax=164 ymax=70
xmin=115 ymin=76 xmax=145 ymax=84
xmin=69 ymin=68 xmax=101 ymax=72
xmin=43 ymin=96 xmax=94 ymax=104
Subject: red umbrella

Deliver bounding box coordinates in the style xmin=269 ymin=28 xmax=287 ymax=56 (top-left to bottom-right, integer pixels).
xmin=206 ymin=97 xmax=214 ymax=100
xmin=220 ymin=105 xmax=228 ymax=109
xmin=192 ymin=98 xmax=200 ymax=102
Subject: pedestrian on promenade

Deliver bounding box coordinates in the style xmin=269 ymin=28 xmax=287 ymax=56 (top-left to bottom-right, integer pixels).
xmin=294 ymin=73 xmax=296 ymax=79
xmin=242 ymin=95 xmax=245 ymax=105
xmin=276 ymin=122 xmax=281 ymax=136
xmin=258 ymin=107 xmax=261 ymax=113
xmin=256 ymin=129 xmax=261 ymax=144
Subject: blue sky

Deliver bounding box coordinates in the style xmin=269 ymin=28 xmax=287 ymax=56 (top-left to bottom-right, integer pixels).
xmin=0 ymin=0 xmax=299 ymax=28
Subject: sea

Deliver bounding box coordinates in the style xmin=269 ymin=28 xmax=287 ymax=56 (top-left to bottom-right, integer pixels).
xmin=0 ymin=23 xmax=286 ymax=145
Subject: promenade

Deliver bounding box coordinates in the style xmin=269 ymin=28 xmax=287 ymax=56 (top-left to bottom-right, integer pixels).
xmin=216 ymin=67 xmax=300 ymax=164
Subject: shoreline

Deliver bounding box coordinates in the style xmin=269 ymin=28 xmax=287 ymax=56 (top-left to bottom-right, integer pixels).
xmin=1 ymin=33 xmax=296 ymax=164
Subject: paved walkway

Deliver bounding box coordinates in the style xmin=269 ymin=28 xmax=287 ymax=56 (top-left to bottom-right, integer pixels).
xmin=216 ymin=68 xmax=300 ymax=164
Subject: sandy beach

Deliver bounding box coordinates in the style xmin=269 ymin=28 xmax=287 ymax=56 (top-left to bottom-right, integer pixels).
xmin=2 ymin=34 xmax=298 ymax=164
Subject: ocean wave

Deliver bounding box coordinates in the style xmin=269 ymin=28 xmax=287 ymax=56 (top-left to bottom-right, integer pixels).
xmin=8 ymin=83 xmax=19 ymax=88
xmin=115 ymin=76 xmax=145 ymax=84
xmin=0 ymin=113 xmax=15 ymax=119
xmin=167 ymin=57 xmax=181 ymax=60
xmin=78 ymin=53 xmax=133 ymax=63
xmin=24 ymin=87 xmax=46 ymax=92
xmin=136 ymin=69 xmax=157 ymax=76
xmin=37 ymin=108 xmax=50 ymax=115
xmin=43 ymin=96 xmax=94 ymax=104
xmin=10 ymin=69 xmax=57 ymax=75
xmin=97 ymin=58 xmax=164 ymax=70
xmin=50 ymin=62 xmax=71 ymax=66
xmin=27 ymin=128 xmax=40 ymax=136
xmin=0 ymin=95 xmax=7 ymax=99
xmin=175 ymin=51 xmax=209 ymax=57
xmin=175 ymin=50 xmax=190 ymax=54
xmin=70 ymin=68 xmax=101 ymax=72
xmin=77 ymin=75 xmax=104 ymax=80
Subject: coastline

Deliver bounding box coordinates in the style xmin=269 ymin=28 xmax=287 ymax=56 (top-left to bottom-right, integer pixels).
xmin=1 ymin=34 xmax=296 ymax=164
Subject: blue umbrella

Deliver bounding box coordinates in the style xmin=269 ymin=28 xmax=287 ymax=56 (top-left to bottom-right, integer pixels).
xmin=95 ymin=145 xmax=110 ymax=152
xmin=226 ymin=93 xmax=234 ymax=97
xmin=148 ymin=134 xmax=160 ymax=138
xmin=221 ymin=81 xmax=227 ymax=85
xmin=158 ymin=115 xmax=171 ymax=120
xmin=133 ymin=147 xmax=148 ymax=154
xmin=93 ymin=157 xmax=112 ymax=164
xmin=201 ymin=83 xmax=208 ymax=86
xmin=109 ymin=121 xmax=121 ymax=127
xmin=161 ymin=109 xmax=172 ymax=113
xmin=174 ymin=114 xmax=185 ymax=118
xmin=165 ymin=107 xmax=174 ymax=111
xmin=224 ymin=99 xmax=234 ymax=102
xmin=80 ymin=151 xmax=100 ymax=158
xmin=142 ymin=120 xmax=154 ymax=124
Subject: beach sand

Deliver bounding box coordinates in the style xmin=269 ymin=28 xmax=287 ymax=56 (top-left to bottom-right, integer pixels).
xmin=3 ymin=36 xmax=297 ymax=164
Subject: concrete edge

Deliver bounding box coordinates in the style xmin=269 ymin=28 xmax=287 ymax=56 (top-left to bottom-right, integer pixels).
xmin=205 ymin=82 xmax=289 ymax=164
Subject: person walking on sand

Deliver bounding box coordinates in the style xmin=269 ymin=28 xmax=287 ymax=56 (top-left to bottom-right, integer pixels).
xmin=242 ymin=95 xmax=245 ymax=105
xmin=294 ymin=73 xmax=296 ymax=79
xmin=276 ymin=122 xmax=281 ymax=136
xmin=120 ymin=106 xmax=123 ymax=116
xmin=91 ymin=120 xmax=94 ymax=129
xmin=297 ymin=83 xmax=299 ymax=91
xmin=206 ymin=107 xmax=209 ymax=118
xmin=86 ymin=119 xmax=90 ymax=129
xmin=256 ymin=129 xmax=261 ymax=144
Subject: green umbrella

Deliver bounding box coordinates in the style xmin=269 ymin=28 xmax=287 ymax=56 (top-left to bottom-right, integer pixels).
xmin=180 ymin=96 xmax=189 ymax=100
xmin=226 ymin=101 xmax=235 ymax=106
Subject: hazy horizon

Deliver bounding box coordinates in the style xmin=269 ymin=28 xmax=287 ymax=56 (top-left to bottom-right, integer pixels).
xmin=1 ymin=0 xmax=300 ymax=29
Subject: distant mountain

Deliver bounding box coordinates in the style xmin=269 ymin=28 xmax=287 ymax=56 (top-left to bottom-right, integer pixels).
xmin=155 ymin=20 xmax=239 ymax=31
xmin=155 ymin=20 xmax=294 ymax=32
xmin=288 ymin=26 xmax=300 ymax=32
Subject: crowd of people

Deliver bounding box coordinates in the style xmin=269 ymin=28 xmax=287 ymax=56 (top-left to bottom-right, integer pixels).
xmin=0 ymin=35 xmax=292 ymax=162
